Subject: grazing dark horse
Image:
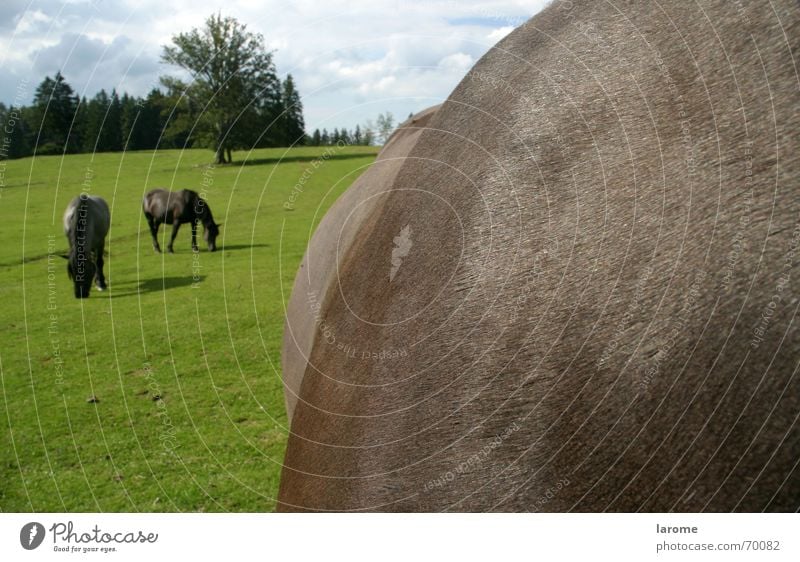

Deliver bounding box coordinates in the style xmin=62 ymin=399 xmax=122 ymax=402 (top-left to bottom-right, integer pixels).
xmin=279 ymin=0 xmax=800 ymax=512
xmin=142 ymin=189 xmax=220 ymax=253
xmin=62 ymin=194 xmax=110 ymax=299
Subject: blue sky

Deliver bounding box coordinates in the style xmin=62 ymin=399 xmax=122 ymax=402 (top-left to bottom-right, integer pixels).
xmin=0 ymin=0 xmax=548 ymax=131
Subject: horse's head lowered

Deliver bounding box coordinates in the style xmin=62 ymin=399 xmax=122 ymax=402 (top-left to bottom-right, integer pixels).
xmin=66 ymin=246 xmax=95 ymax=298
xmin=205 ymin=222 xmax=220 ymax=252
xmin=194 ymin=196 xmax=221 ymax=252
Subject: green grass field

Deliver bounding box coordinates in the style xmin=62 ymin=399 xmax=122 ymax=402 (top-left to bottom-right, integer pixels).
xmin=0 ymin=145 xmax=379 ymax=512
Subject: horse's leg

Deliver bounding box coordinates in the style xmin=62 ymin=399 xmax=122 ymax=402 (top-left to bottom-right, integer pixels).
xmin=147 ymin=215 xmax=161 ymax=253
xmin=191 ymin=219 xmax=199 ymax=252
xmin=167 ymin=220 xmax=181 ymax=253
xmin=95 ymin=241 xmax=107 ymax=291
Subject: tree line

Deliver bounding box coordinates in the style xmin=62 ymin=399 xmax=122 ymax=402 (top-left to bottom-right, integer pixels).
xmin=0 ymin=14 xmax=396 ymax=163
xmin=0 ymin=69 xmax=306 ymax=161
xmin=0 ymin=72 xmax=393 ymax=161
xmin=307 ymin=111 xmax=395 ymax=147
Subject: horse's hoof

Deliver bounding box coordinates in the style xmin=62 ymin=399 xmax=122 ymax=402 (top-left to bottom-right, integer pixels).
xmin=168 ymin=248 xmax=175 ymax=254
xmin=96 ymin=286 xmax=106 ymax=292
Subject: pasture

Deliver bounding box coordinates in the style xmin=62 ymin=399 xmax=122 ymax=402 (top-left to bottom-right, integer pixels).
xmin=0 ymin=145 xmax=379 ymax=511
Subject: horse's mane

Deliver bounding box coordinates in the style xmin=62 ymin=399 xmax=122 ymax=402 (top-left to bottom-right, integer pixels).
xmin=181 ymin=189 xmax=198 ymax=207
xmin=202 ymin=200 xmax=215 ymax=225
xmin=188 ymin=190 xmax=215 ymax=225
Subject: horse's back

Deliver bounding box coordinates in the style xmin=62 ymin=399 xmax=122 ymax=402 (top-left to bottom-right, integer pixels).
xmin=144 ymin=188 xmax=197 ymax=221
xmin=91 ymin=196 xmax=110 ymax=235
xmin=143 ymin=188 xmax=170 ymax=218
xmin=279 ymin=0 xmax=800 ymax=512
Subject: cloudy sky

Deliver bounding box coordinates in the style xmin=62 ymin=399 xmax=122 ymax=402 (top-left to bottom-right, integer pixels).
xmin=0 ymin=0 xmax=548 ymax=131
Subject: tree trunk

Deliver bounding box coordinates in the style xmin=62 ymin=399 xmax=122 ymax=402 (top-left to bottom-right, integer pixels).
xmin=226 ymin=147 xmax=232 ymax=163
xmin=215 ymin=144 xmax=225 ymax=165
xmin=215 ymin=121 xmax=228 ymax=165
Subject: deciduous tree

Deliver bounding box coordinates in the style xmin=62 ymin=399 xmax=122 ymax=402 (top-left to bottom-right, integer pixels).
xmin=161 ymin=13 xmax=281 ymax=163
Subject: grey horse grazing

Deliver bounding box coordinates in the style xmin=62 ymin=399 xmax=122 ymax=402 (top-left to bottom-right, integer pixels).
xmin=142 ymin=188 xmax=220 ymax=253
xmin=62 ymin=194 xmax=110 ymax=299
xmin=279 ymin=0 xmax=800 ymax=512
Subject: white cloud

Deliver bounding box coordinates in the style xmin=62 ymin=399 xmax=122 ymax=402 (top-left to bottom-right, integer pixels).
xmin=358 ymin=75 xmax=397 ymax=95
xmin=487 ymin=26 xmax=514 ymax=43
xmin=30 ymin=32 xmax=160 ymax=98
xmin=438 ymin=52 xmax=474 ymax=72
xmin=13 ymin=9 xmax=52 ymax=34
xmin=0 ymin=0 xmax=550 ymax=129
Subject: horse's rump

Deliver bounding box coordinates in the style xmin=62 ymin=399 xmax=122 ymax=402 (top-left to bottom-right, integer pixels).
xmin=63 ymin=195 xmax=110 ymax=245
xmin=279 ymin=0 xmax=800 ymax=512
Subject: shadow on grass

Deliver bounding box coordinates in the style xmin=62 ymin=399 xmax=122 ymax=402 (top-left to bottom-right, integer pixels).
xmin=219 ymin=243 xmax=270 ymax=252
xmin=230 ymin=152 xmax=376 ymax=168
xmin=107 ymin=275 xmax=205 ymax=298
xmin=0 ymin=253 xmax=53 ymax=269
xmin=147 ymin=243 xmax=270 ymax=252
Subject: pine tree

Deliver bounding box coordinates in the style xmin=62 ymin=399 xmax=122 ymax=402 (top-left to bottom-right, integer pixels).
xmin=83 ymin=90 xmax=108 ymax=152
xmin=353 ymin=124 xmax=362 ymax=145
xmin=141 ymin=88 xmax=169 ymax=149
xmin=280 ymin=74 xmax=305 ymax=146
xmin=0 ymin=103 xmax=9 ymax=159
xmin=31 ymin=71 xmax=79 ymax=154
xmin=311 ymin=128 xmax=321 ymax=146
xmin=105 ymin=90 xmax=123 ymax=152
xmin=70 ymin=97 xmax=88 ymax=153
xmin=0 ymin=104 xmax=32 ymax=159
xmin=120 ymin=93 xmax=138 ymax=149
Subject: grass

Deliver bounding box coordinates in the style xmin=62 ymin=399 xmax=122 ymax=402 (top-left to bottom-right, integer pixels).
xmin=0 ymin=144 xmax=379 ymax=512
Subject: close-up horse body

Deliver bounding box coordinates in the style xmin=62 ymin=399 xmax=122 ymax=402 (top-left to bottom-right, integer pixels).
xmin=279 ymin=0 xmax=800 ymax=512
xmin=62 ymin=194 xmax=110 ymax=299
xmin=142 ymin=188 xmax=220 ymax=253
